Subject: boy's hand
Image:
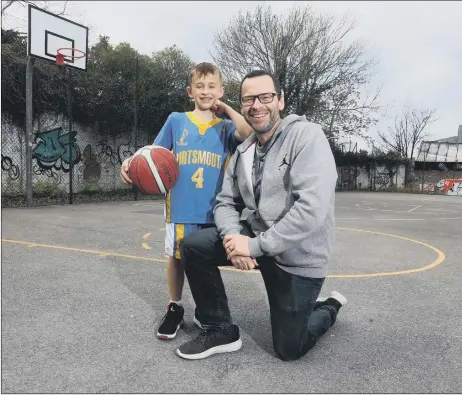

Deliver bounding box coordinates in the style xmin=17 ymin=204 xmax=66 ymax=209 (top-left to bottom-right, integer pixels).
xmin=211 ymin=99 xmax=227 ymax=116
xmin=120 ymin=157 xmax=132 ymax=184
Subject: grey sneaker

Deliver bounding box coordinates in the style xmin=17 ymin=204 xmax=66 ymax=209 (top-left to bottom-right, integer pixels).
xmin=176 ymin=324 xmax=242 ymax=360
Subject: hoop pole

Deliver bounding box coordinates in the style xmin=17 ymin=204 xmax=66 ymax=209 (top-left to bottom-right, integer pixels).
xmin=67 ymin=68 xmax=74 ymax=204
xmin=25 ymin=57 xmax=35 ymax=207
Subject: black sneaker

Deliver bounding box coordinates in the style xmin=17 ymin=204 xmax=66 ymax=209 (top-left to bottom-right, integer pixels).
xmin=157 ymin=302 xmax=184 ymax=340
xmin=176 ymin=324 xmax=242 ymax=360
xmin=314 ymin=291 xmax=347 ymax=311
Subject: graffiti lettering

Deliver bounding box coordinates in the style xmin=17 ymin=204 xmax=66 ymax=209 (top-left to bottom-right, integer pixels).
xmin=78 ymin=142 xmax=136 ymax=180
xmin=444 ymin=179 xmax=462 ymax=196
xmin=375 ymin=173 xmax=391 ymax=187
xmin=33 ymin=164 xmax=62 ymax=184
xmin=1 ymin=154 xmax=20 ymax=180
xmin=32 ymin=127 xmax=81 ymax=172
xmin=95 ymin=141 xmax=135 ymax=165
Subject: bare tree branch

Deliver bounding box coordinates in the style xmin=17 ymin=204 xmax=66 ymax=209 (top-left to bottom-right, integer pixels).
xmin=210 ymin=4 xmax=380 ymax=138
xmin=378 ymin=105 xmax=437 ymax=159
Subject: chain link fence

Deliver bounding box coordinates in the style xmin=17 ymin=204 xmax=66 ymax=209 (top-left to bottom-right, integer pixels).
xmin=1 ymin=58 xmax=164 ymax=207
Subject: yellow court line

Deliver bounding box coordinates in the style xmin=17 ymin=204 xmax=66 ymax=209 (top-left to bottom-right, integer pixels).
xmin=1 ymin=239 xmax=167 ymax=263
xmin=142 ymin=227 xmax=446 ymax=278
xmin=3 ymin=227 xmax=446 ymax=279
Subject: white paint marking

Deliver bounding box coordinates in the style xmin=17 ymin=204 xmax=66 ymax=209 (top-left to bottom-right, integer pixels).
xmin=408 ymin=205 xmax=421 ymax=212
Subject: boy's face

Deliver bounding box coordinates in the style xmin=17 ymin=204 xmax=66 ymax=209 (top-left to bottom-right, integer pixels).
xmin=187 ymin=72 xmax=224 ymax=111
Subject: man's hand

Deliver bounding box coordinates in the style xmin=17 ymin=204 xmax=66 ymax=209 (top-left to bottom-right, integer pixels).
xmin=211 ymin=99 xmax=228 ymax=116
xmin=224 ymin=234 xmax=251 ymax=259
xmin=230 ymin=255 xmax=258 ymax=271
xmin=120 ymin=157 xmax=132 ymax=184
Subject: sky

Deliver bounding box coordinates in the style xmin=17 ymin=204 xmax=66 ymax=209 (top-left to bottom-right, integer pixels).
xmin=3 ymin=0 xmax=462 ymax=153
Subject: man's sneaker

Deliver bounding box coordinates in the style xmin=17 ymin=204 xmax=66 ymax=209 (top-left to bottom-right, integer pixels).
xmin=157 ymin=302 xmax=184 ymax=340
xmin=315 ymin=291 xmax=347 ymax=311
xmin=176 ymin=324 xmax=242 ymax=360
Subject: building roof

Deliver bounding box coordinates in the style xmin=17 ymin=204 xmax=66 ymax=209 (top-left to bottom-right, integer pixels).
xmin=416 ymin=141 xmax=462 ymax=162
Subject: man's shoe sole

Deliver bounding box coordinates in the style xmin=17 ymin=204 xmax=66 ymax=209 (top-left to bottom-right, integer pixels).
xmin=176 ymin=338 xmax=242 ymax=360
xmin=316 ymin=291 xmax=347 ymax=306
xmin=157 ymin=320 xmax=184 ymax=340
xmin=193 ymin=316 xmax=203 ymax=329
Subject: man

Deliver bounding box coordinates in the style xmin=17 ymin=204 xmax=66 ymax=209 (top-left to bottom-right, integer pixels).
xmin=176 ymin=70 xmax=346 ymax=361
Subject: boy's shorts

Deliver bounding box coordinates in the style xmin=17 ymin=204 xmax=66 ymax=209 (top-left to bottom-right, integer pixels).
xmin=165 ymin=223 xmax=211 ymax=259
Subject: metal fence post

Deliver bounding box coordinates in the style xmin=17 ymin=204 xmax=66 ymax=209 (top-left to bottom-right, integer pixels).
xmin=68 ymin=68 xmax=74 ymax=204
xmin=25 ymin=57 xmax=35 ymax=207
xmin=133 ymin=55 xmax=139 ymax=201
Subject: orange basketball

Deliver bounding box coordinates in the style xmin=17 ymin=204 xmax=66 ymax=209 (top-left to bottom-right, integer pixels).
xmin=129 ymin=145 xmax=179 ymax=195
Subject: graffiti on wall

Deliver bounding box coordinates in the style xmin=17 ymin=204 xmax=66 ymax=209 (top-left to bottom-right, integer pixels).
xmin=78 ymin=141 xmax=135 ymax=180
xmin=1 ymin=154 xmax=20 ymax=180
xmin=32 ymin=127 xmax=81 ymax=174
xmin=444 ymin=179 xmax=462 ymax=196
xmin=375 ymin=172 xmax=391 ymax=188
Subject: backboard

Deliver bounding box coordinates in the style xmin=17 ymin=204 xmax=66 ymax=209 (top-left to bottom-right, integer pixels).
xmin=28 ymin=5 xmax=89 ymax=71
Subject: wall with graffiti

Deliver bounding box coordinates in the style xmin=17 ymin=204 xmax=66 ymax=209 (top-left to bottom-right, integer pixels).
xmin=412 ymin=170 xmax=462 ymax=194
xmin=1 ymin=113 xmax=153 ymax=196
xmin=336 ymin=164 xmax=407 ymax=190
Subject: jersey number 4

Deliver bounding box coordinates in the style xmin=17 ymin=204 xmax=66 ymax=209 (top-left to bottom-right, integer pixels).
xmin=191 ymin=167 xmax=204 ymax=188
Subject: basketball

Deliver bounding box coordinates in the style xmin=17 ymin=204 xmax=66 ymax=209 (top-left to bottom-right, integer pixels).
xmin=128 ymin=145 xmax=179 ymax=195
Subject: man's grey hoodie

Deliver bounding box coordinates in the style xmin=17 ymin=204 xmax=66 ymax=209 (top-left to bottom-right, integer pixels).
xmin=213 ymin=114 xmax=338 ymax=278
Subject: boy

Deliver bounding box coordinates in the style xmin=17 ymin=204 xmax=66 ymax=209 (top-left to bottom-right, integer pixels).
xmin=120 ymin=62 xmax=253 ymax=339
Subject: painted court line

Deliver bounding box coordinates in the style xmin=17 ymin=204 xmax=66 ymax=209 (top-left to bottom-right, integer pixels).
xmin=139 ymin=227 xmax=446 ymax=278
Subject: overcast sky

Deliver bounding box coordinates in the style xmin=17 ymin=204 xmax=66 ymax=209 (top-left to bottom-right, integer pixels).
xmin=4 ymin=0 xmax=462 ymax=152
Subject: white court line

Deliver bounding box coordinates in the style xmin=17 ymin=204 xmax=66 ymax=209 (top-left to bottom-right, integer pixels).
xmin=336 ymin=216 xmax=462 ymax=221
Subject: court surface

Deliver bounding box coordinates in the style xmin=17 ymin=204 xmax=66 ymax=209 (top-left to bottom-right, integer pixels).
xmin=2 ymin=192 xmax=461 ymax=393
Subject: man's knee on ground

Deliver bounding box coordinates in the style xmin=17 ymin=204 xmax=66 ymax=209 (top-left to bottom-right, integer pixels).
xmin=273 ymin=335 xmax=316 ymax=362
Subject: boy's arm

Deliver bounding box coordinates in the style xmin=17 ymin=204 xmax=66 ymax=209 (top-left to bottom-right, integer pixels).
xmin=213 ymin=153 xmax=245 ymax=237
xmin=153 ymin=114 xmax=174 ymax=149
xmin=214 ymin=101 xmax=253 ymax=142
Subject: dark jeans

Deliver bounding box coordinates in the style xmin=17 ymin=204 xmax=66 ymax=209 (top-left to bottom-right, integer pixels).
xmin=179 ymin=224 xmax=338 ymax=361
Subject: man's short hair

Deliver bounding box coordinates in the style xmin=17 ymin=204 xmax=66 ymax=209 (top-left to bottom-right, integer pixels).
xmin=239 ymin=70 xmax=281 ymax=97
xmin=189 ymin=62 xmax=223 ymax=85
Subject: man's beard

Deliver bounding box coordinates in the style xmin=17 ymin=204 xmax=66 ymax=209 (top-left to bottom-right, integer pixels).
xmin=246 ymin=110 xmax=279 ymax=135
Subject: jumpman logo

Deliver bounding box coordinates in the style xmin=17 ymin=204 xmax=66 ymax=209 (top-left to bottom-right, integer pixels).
xmin=279 ymin=154 xmax=291 ymax=169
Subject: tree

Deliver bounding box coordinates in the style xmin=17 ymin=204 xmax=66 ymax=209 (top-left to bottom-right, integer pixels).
xmin=378 ymin=104 xmax=436 ymax=186
xmin=1 ymin=1 xmax=68 ymax=17
xmin=210 ymin=4 xmax=380 ymax=138
xmin=378 ymin=105 xmax=436 ymax=160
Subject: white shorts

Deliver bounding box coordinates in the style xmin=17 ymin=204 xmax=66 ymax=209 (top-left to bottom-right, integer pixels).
xmin=165 ymin=223 xmax=202 ymax=259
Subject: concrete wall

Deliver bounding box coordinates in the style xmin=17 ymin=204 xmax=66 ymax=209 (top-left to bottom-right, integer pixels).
xmin=1 ymin=114 xmax=153 ymax=196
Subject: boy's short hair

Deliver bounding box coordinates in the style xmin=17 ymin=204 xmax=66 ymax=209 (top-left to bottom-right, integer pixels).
xmin=189 ymin=62 xmax=223 ymax=85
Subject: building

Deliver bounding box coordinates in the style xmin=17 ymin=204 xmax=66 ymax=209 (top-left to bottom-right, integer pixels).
xmin=435 ymin=125 xmax=462 ymax=144
xmin=415 ymin=125 xmax=462 ymax=167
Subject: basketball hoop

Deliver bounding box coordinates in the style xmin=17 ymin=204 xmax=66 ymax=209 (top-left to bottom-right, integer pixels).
xmin=56 ymin=48 xmax=86 ymax=65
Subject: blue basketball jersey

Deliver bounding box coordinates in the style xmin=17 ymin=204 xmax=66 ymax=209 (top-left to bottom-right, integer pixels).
xmin=153 ymin=112 xmax=238 ymax=224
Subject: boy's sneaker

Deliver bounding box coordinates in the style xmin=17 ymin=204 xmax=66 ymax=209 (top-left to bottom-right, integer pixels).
xmin=315 ymin=291 xmax=347 ymax=312
xmin=176 ymin=324 xmax=242 ymax=360
xmin=157 ymin=302 xmax=184 ymax=340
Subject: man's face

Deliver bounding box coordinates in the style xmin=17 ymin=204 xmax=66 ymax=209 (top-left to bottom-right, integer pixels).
xmin=240 ymin=75 xmax=284 ymax=135
xmin=187 ymin=72 xmax=224 ymax=111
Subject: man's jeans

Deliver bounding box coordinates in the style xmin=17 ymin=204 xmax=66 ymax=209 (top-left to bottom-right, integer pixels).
xmin=180 ymin=224 xmax=338 ymax=361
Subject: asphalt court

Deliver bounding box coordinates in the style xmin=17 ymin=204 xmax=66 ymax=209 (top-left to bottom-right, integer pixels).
xmin=2 ymin=192 xmax=462 ymax=393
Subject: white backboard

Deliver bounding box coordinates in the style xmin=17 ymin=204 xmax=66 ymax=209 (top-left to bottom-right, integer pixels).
xmin=28 ymin=5 xmax=89 ymax=71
